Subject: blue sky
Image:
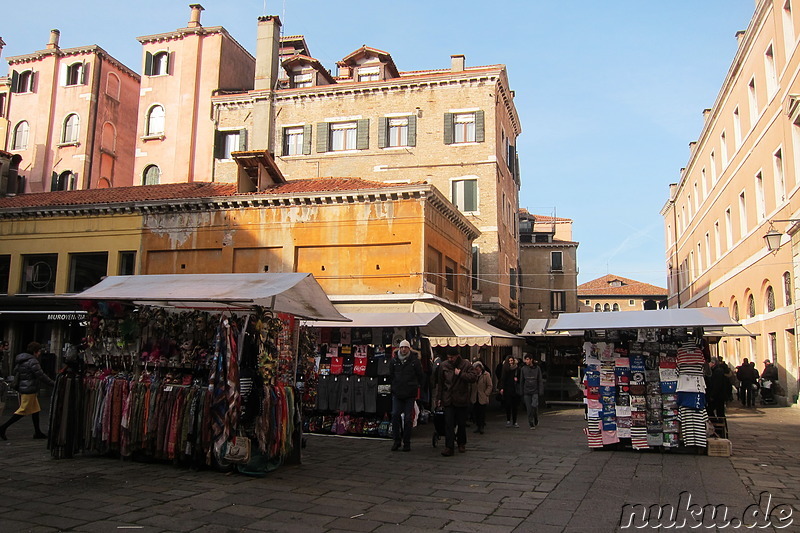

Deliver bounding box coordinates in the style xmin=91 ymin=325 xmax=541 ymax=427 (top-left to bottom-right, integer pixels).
xmin=2 ymin=1 xmax=757 ymax=288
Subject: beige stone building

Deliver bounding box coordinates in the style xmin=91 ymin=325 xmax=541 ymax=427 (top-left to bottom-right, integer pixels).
xmin=518 ymin=210 xmax=579 ymax=323
xmin=578 ymin=274 xmax=666 ymax=313
xmin=211 ymin=15 xmax=522 ymax=331
xmin=2 ymin=30 xmax=140 ymax=192
xmin=661 ymin=0 xmax=800 ymax=403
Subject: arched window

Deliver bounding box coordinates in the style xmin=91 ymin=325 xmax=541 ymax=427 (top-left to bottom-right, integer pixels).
xmin=101 ymin=122 xmax=116 ymax=152
xmin=52 ymin=171 xmax=76 ymax=191
xmin=106 ymin=73 xmax=120 ymax=100
xmin=784 ymin=272 xmax=792 ymax=305
xmin=766 ymin=286 xmax=776 ymax=313
xmin=65 ymin=62 xmax=85 ymax=86
xmin=146 ymin=105 xmax=165 ymax=136
xmin=12 ymin=121 xmax=30 ymax=150
xmin=603 ymin=303 xmax=611 ymax=312
xmin=594 ymin=303 xmax=601 ymax=313
xmin=747 ymin=294 xmax=756 ymax=318
xmin=152 ymin=52 xmax=169 ymax=75
xmin=62 ymin=113 xmax=80 ymax=143
xmin=612 ymin=303 xmax=620 ymax=312
xmin=13 ymin=70 xmax=34 ymax=93
xmin=143 ymin=165 xmax=160 ymax=185
xmin=732 ymin=301 xmax=740 ymax=321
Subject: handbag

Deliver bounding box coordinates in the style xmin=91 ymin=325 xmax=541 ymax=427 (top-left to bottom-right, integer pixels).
xmin=222 ymin=432 xmax=251 ymax=464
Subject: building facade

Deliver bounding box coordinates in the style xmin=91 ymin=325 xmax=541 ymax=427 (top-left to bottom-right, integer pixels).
xmin=3 ymin=30 xmax=140 ymax=192
xmin=578 ymin=274 xmax=667 ymax=313
xmin=661 ymin=0 xmax=800 ymax=403
xmin=518 ymin=210 xmax=579 ymax=323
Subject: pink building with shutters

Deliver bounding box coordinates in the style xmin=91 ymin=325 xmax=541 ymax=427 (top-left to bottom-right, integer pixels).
xmin=4 ymin=30 xmax=140 ymax=192
xmin=134 ymin=4 xmax=255 ymax=185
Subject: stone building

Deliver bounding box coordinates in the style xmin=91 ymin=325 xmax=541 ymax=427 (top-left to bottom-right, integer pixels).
xmin=2 ymin=30 xmax=139 ymax=192
xmin=661 ymin=0 xmax=800 ymax=403
xmin=578 ymin=274 xmax=667 ymax=313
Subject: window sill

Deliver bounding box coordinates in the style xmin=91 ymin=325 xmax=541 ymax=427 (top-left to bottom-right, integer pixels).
xmin=382 ymin=145 xmax=412 ymax=150
xmin=448 ymin=141 xmax=480 ymax=146
xmin=57 ymin=141 xmax=80 ymax=148
xmin=141 ymin=134 xmax=165 ymax=141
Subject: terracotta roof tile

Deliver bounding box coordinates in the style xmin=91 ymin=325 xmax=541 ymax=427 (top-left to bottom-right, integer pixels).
xmin=578 ymin=274 xmax=667 ymax=296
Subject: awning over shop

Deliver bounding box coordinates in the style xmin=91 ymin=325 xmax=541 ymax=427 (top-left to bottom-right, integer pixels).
xmin=303 ymin=312 xmax=452 ymax=337
xmin=703 ymin=324 xmax=758 ymax=337
xmin=521 ymin=318 xmax=581 ymax=337
xmin=546 ymin=307 xmax=740 ymax=331
xmin=54 ymin=273 xmax=348 ymax=321
xmin=411 ymin=301 xmax=523 ymax=347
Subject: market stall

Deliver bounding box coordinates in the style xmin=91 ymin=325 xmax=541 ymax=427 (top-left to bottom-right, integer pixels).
xmin=43 ymin=273 xmax=346 ymax=474
xmin=546 ymin=308 xmax=740 ymax=454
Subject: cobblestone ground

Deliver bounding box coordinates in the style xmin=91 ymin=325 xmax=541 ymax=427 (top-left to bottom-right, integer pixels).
xmin=0 ymin=399 xmax=797 ymax=532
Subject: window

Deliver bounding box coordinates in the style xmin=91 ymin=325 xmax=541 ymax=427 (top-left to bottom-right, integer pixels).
xmin=357 ymin=67 xmax=380 ymax=82
xmin=62 ymin=113 xmax=80 ymax=144
xmin=720 ymin=131 xmax=728 ymax=166
xmin=119 ymin=251 xmax=136 ymax=276
xmin=748 ymin=294 xmax=756 ymax=318
xmin=612 ymin=303 xmax=620 ymax=312
xmin=769 ymin=332 xmax=778 ymax=363
xmin=725 ymin=208 xmax=733 ymax=249
xmin=451 ymin=178 xmax=478 ymax=213
xmin=701 ymin=168 xmax=708 ymax=197
xmin=293 ymin=73 xmax=312 ymax=88
xmin=766 ymin=286 xmax=776 ymax=313
xmin=585 ymin=300 xmax=591 ymax=305
xmin=550 ymin=291 xmax=566 ymax=312
xmin=755 ymin=172 xmax=766 ymax=221
xmin=21 ymin=254 xmax=58 ymax=294
xmin=0 ymin=255 xmax=9 ymax=294
xmin=68 ymin=252 xmax=108 ymax=293
xmin=784 ymin=1 xmax=795 ymax=54
xmin=0 ymin=93 xmax=5 ymax=118
xmin=146 ymin=105 xmax=165 ymax=136
xmin=774 ymin=148 xmax=786 ymax=203
xmin=145 ymin=51 xmax=170 ymax=76
xmin=378 ymin=116 xmax=417 ymax=148
xmin=11 ymin=70 xmax=34 ymax=93
xmin=594 ymin=303 xmax=601 ymax=312
xmin=282 ymin=125 xmax=311 ymax=156
xmin=704 ymin=233 xmax=711 ymax=267
xmin=629 ymin=299 xmax=635 ymax=306
xmin=215 ymin=130 xmax=246 ymax=160
xmin=733 ymin=108 xmax=742 ymax=148
xmin=444 ymin=111 xmax=484 ymax=144
xmin=784 ymin=271 xmax=792 ymax=305
xmin=710 ymin=151 xmax=717 ymax=184
xmin=732 ymin=300 xmax=740 ymax=321
xmin=739 ymin=192 xmax=747 ymax=238
xmin=714 ymin=221 xmax=721 ymax=259
xmin=12 ymin=121 xmax=29 ymax=150
xmin=471 ymin=246 xmax=479 ymax=291
xmin=316 ymin=120 xmax=369 ymax=152
xmin=106 ymin=73 xmax=120 ymax=99
xmin=748 ymin=78 xmax=758 ymax=125
xmin=63 ymin=62 xmax=86 ymax=86
xmin=143 ymin=165 xmax=160 ymax=185
xmin=693 ymin=182 xmax=699 ymax=212
xmin=765 ymin=45 xmax=778 ymax=97
xmin=603 ymin=303 xmax=611 ymax=312
xmin=445 ymin=259 xmax=457 ymax=292
xmin=550 ymin=251 xmax=563 ymax=272
xmin=509 ymin=268 xmax=516 ymax=300
xmin=51 ymin=171 xmax=76 ymax=192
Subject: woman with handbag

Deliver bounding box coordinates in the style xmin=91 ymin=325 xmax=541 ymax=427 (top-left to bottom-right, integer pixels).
xmin=499 ymin=356 xmax=521 ymax=428
xmin=0 ymin=341 xmax=54 ymax=440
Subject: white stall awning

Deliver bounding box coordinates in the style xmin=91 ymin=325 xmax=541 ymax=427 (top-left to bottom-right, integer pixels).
xmin=546 ymin=307 xmax=740 ymax=331
xmin=55 ymin=273 xmax=347 ymax=321
xmin=411 ymin=301 xmax=523 ymax=347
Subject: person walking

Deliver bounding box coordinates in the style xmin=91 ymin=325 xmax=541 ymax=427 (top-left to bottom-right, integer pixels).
xmin=519 ymin=354 xmax=545 ymax=429
xmin=705 ymin=357 xmax=728 ymax=418
xmin=761 ymin=359 xmax=780 ymax=404
xmin=470 ymin=361 xmax=492 ymax=434
xmin=736 ymin=358 xmax=757 ymax=407
xmin=434 ymin=349 xmax=479 ymax=457
xmin=499 ymin=356 xmax=521 ymax=427
xmin=389 ymin=340 xmax=424 ymax=452
xmin=0 ymin=342 xmax=54 ymax=440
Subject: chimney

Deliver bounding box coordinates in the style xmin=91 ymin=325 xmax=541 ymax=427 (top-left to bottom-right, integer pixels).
xmin=689 ymin=141 xmax=697 ymax=153
xmin=735 ymin=30 xmax=745 ymax=43
xmin=0 ymin=37 xmax=5 ymax=58
xmin=46 ymin=29 xmax=60 ymax=50
xmin=702 ymin=108 xmax=711 ymax=121
xmin=255 ymin=15 xmax=282 ymax=91
xmin=451 ymin=54 xmax=465 ymax=72
xmin=188 ymin=4 xmax=204 ymax=28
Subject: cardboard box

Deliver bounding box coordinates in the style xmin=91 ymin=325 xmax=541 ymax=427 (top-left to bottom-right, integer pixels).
xmin=707 ymin=438 xmax=732 ymax=457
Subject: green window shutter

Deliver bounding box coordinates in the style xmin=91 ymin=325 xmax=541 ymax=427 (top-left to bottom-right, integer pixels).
xmin=213 ymin=131 xmax=224 ymax=159
xmin=50 ymin=172 xmax=59 ymax=192
xmin=377 ymin=117 xmax=387 ymax=149
xmin=81 ymin=62 xmax=90 ymax=85
xmin=465 ymin=180 xmax=477 ymax=211
xmin=167 ymin=52 xmax=173 ymax=76
xmin=144 ymin=52 xmax=153 ymax=76
xmin=281 ymin=128 xmax=289 ymax=156
xmin=443 ymin=113 xmax=454 ymax=145
xmin=514 ymin=152 xmax=521 ymax=184
xmin=303 ymin=124 xmax=312 ymax=154
xmin=508 ymin=145 xmax=515 ymax=172
xmin=316 ymin=122 xmax=330 ymax=153
xmin=474 ymin=110 xmax=485 ymax=143
xmin=10 ymin=71 xmax=19 ymax=93
xmin=356 ymin=118 xmax=370 ymax=150
xmin=238 ymin=129 xmax=247 ymax=151
xmin=407 ymin=115 xmax=417 ymax=147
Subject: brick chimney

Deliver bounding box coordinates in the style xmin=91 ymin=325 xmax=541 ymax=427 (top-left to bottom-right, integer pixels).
xmin=188 ymin=4 xmax=204 ymax=28
xmin=46 ymin=29 xmax=60 ymax=50
xmin=255 ymin=15 xmax=282 ymax=91
xmin=451 ymin=54 xmax=465 ymax=72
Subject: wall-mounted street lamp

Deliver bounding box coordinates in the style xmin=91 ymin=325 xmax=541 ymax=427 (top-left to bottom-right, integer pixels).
xmin=764 ymin=219 xmax=800 ymax=253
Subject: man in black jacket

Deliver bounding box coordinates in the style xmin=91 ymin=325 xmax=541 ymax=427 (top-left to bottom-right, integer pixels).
xmin=389 ymin=340 xmax=424 ymax=452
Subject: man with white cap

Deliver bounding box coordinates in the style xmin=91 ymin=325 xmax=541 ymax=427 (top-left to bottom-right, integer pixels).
xmin=389 ymin=340 xmax=424 ymax=451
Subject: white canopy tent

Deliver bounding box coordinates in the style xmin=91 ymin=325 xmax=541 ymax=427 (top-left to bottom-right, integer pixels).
xmin=58 ymin=273 xmax=348 ymax=321
xmin=546 ymin=307 xmax=741 ymax=332
xmin=410 ymin=301 xmax=523 ymax=347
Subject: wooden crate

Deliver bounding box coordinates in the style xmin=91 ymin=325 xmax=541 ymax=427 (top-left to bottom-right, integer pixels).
xmin=707 ymin=438 xmax=732 ymax=457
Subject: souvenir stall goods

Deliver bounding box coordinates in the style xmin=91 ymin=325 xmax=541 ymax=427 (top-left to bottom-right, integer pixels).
xmin=46 ymin=273 xmax=346 ymax=473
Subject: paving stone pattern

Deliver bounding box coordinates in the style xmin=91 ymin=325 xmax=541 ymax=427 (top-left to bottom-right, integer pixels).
xmin=0 ymin=400 xmax=797 ymax=532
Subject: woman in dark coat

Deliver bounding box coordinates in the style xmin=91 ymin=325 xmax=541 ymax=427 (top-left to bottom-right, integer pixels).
xmin=499 ymin=356 xmax=521 ymax=428
xmin=0 ymin=341 xmax=54 ymax=440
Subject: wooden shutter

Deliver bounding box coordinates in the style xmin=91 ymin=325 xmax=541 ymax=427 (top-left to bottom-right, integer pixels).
xmin=144 ymin=52 xmax=153 ymax=76
xmin=507 ymin=145 xmax=515 ymax=173
xmin=10 ymin=71 xmax=19 ymax=93
xmin=50 ymin=172 xmax=59 ymax=192
xmin=238 ymin=129 xmax=247 ymax=151
xmin=167 ymin=52 xmax=174 ymax=76
xmin=213 ymin=130 xmax=224 ymax=159
xmin=356 ymin=119 xmax=370 ymax=149
xmin=377 ymin=117 xmax=387 ymax=149
xmin=514 ymin=152 xmax=520 ymax=184
xmin=59 ymin=64 xmax=67 ymax=87
xmin=281 ymin=128 xmax=289 ymax=156
xmin=316 ymin=122 xmax=330 ymax=153
xmin=81 ymin=62 xmax=89 ymax=85
xmin=443 ymin=113 xmax=454 ymax=145
xmin=474 ymin=110 xmax=485 ymax=142
xmin=407 ymin=115 xmax=417 ymax=147
xmin=302 ymin=124 xmax=312 ymax=155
